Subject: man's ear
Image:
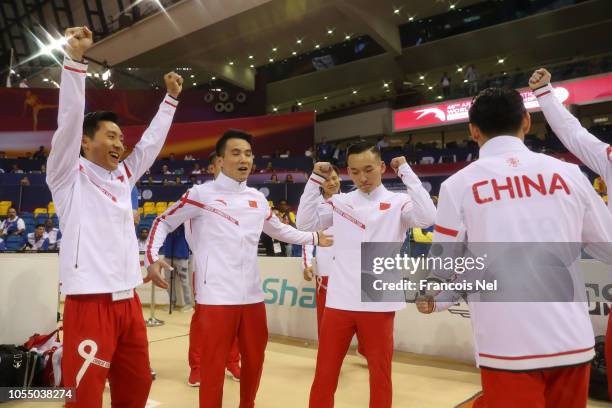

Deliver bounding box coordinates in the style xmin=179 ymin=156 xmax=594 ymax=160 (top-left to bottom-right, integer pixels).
xmin=522 ymin=112 xmax=532 ymax=135
xmin=469 ymin=123 xmax=486 ymax=147
xmin=380 ymin=160 xmax=386 ymax=174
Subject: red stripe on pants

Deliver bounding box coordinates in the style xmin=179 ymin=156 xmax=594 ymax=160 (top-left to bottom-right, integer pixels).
xmin=62 ymin=293 xmax=152 ymax=408
xmin=189 ymin=305 xmax=241 ymax=371
xmin=198 ymin=303 xmax=268 ymax=408
xmin=309 ymin=308 xmax=394 ymax=408
xmin=472 ymin=363 xmax=590 ymax=408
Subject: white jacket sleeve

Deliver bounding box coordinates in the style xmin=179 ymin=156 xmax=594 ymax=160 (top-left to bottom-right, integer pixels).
xmin=302 ymin=244 xmax=315 ymax=268
xmin=263 ymin=209 xmax=319 ymax=246
xmin=296 ymin=173 xmax=333 ymax=231
xmin=535 ymin=83 xmax=612 ymax=180
xmin=122 ymin=94 xmax=178 ymax=186
xmin=432 ymin=290 xmax=463 ymax=312
xmin=576 ymin=168 xmax=612 ymax=263
xmin=46 ymin=57 xmax=88 ymax=196
xmin=145 ymin=188 xmax=202 ymax=267
xmin=397 ymin=163 xmax=437 ymax=228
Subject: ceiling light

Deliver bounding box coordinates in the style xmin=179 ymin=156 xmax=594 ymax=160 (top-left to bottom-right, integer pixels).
xmin=345 ymin=35 xmax=351 ymax=40
xmin=229 ymin=61 xmax=234 ymax=66
xmin=211 ymin=76 xmax=216 ymax=80
xmin=352 ymin=90 xmax=358 ymax=94
xmin=269 ymin=58 xmax=274 ymax=63
xmin=273 ymin=107 xmax=278 ymax=112
xmin=457 ymin=67 xmax=463 ymax=72
xmin=250 ymin=64 xmax=254 ymax=68
xmin=450 ymin=4 xmax=456 ymax=10
xmin=394 ymin=9 xmax=400 ymax=14
xmin=498 ymin=58 xmax=505 ymax=64
xmin=383 ymin=82 xmax=389 ymax=88
xmin=419 ymin=75 xmax=425 ymax=80
xmin=327 ymin=29 xmax=333 ymax=35
xmin=408 ymin=16 xmax=414 ymax=22
xmin=272 ymin=47 xmax=278 ymax=52
xmin=248 ymin=55 xmax=254 ymax=59
xmin=428 ymin=86 xmax=433 ymax=90
xmin=296 ymin=39 xmax=302 ymax=44
xmin=292 ymin=51 xmax=297 ymax=55
xmin=315 ymin=44 xmax=320 ymax=49
xmin=323 ymin=96 xmax=328 ymax=100
xmin=437 ymin=95 xmax=443 ymax=99
xmin=43 ymin=78 xmax=49 ymax=82
xmin=190 ymin=74 xmax=194 ymax=78
xmin=297 ymin=101 xmax=302 ymax=106
xmin=192 ymin=82 xmax=197 ymax=86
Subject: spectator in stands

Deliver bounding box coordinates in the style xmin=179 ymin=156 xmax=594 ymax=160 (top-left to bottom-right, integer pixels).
xmin=410 ymin=196 xmax=437 ymax=257
xmin=40 ymin=164 xmax=46 ymax=173
xmin=161 ymin=164 xmax=172 ymax=175
xmin=172 ymin=175 xmax=183 ymax=185
xmin=184 ymin=154 xmax=196 ymax=160
xmin=466 ymin=64 xmax=479 ymax=95
xmin=162 ymin=178 xmax=170 ymax=186
xmin=376 ymin=135 xmax=391 ymax=151
xmin=19 ymin=176 xmax=30 ymax=186
xmin=440 ymin=72 xmax=451 ymax=99
xmin=138 ymin=227 xmax=149 ymax=252
xmin=0 ymin=237 xmax=6 ymax=251
xmin=145 ymin=175 xmax=155 ymax=185
xmin=161 ymin=224 xmax=193 ymax=312
xmin=26 ymin=224 xmax=49 ymax=251
xmin=32 ymin=146 xmax=47 ymax=160
xmin=280 ymin=150 xmax=290 ymax=158
xmin=1 ymin=208 xmax=26 ymax=238
xmin=277 ymin=200 xmax=299 ymax=256
xmin=270 ymin=174 xmax=279 ymax=184
xmin=11 ymin=164 xmax=24 ymax=174
xmin=305 ymin=146 xmax=314 ymax=158
xmin=285 ymin=174 xmax=294 ymax=183
xmin=191 ymin=163 xmax=203 ymax=174
xmin=169 ymin=153 xmax=176 ymax=160
xmin=317 ymin=139 xmax=332 ymax=161
xmin=189 ymin=175 xmax=199 ymax=185
xmin=44 ymin=218 xmax=61 ymax=250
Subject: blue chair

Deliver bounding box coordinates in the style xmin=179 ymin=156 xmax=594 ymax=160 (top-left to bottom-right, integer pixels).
xmin=35 ymin=214 xmax=48 ymax=225
xmin=5 ymin=236 xmax=24 ymax=250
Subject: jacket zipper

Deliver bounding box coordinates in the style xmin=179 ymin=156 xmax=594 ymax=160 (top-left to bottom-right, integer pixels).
xmin=74 ymin=226 xmax=81 ymax=268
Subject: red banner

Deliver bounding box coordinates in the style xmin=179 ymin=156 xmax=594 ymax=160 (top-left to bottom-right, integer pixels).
xmin=393 ymin=73 xmax=612 ymax=132
xmin=0 ymin=111 xmax=314 ymax=158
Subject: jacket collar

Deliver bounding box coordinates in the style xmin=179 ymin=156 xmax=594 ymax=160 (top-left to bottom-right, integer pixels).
xmin=356 ymin=183 xmax=387 ymax=201
xmin=81 ymin=156 xmax=117 ymax=180
xmin=214 ymin=170 xmax=247 ymax=192
xmin=479 ymin=136 xmax=528 ymax=158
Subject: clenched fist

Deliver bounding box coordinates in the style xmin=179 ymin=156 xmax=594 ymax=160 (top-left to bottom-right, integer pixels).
xmin=164 ymin=72 xmax=183 ymax=99
xmin=313 ymin=162 xmax=333 ymax=179
xmin=529 ymin=68 xmax=551 ymax=91
xmin=64 ymin=26 xmax=93 ymax=61
xmin=416 ymin=295 xmax=435 ymax=314
xmin=317 ymin=230 xmax=334 ymax=247
xmin=390 ymin=156 xmax=407 ymax=172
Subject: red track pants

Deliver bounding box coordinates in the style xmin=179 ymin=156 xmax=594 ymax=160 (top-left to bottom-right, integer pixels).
xmin=196 ymin=302 xmax=268 ymax=408
xmin=456 ymin=364 xmax=590 ymax=408
xmin=62 ymin=292 xmax=152 ymax=408
xmin=309 ymin=308 xmax=394 ymax=408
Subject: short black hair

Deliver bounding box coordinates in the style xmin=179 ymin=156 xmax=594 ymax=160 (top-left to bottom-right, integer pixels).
xmin=468 ymin=87 xmax=526 ymax=137
xmin=35 ymin=224 xmax=45 ymax=229
xmin=208 ymin=152 xmax=217 ymax=162
xmin=346 ymin=142 xmax=380 ymax=160
xmin=215 ymin=129 xmax=253 ymax=157
xmin=140 ymin=227 xmax=149 ymax=233
xmin=83 ymin=111 xmax=119 ymax=139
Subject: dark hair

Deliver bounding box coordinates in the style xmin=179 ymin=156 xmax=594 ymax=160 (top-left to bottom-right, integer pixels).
xmin=140 ymin=227 xmax=149 ymax=233
xmin=35 ymin=224 xmax=45 ymax=229
xmin=468 ymin=87 xmax=526 ymax=137
xmin=215 ymin=129 xmax=253 ymax=157
xmin=346 ymin=142 xmax=380 ymax=160
xmin=83 ymin=111 xmax=119 ymax=139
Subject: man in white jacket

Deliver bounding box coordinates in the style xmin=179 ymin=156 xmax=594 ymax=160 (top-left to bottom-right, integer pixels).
xmin=47 ymin=27 xmax=182 ymax=407
xmin=420 ymin=86 xmax=612 ymax=407
xmin=529 ymin=67 xmax=612 ymax=398
xmin=297 ymin=143 xmax=436 ymax=407
xmin=145 ymin=130 xmax=332 ymax=408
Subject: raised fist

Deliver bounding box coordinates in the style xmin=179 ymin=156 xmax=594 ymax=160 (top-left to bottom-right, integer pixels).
xmin=64 ymin=26 xmax=93 ymax=61
xmin=416 ymin=295 xmax=435 ymax=314
xmin=390 ymin=156 xmax=407 ymax=172
xmin=529 ymin=68 xmax=551 ymax=91
xmin=164 ymin=72 xmax=183 ymax=99
xmin=313 ymin=162 xmax=333 ymax=179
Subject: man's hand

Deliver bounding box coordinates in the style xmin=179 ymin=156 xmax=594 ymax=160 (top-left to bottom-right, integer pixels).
xmin=303 ymin=266 xmax=314 ymax=282
xmin=313 ymin=162 xmax=333 ymax=179
xmin=164 ymin=72 xmax=183 ymax=99
xmin=64 ymin=26 xmax=93 ymax=62
xmin=529 ymin=68 xmax=551 ymax=91
xmin=416 ymin=295 xmax=435 ymax=314
xmin=145 ymin=259 xmax=171 ymax=289
xmin=317 ymin=230 xmax=334 ymax=247
xmin=390 ymin=156 xmax=407 ymax=172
